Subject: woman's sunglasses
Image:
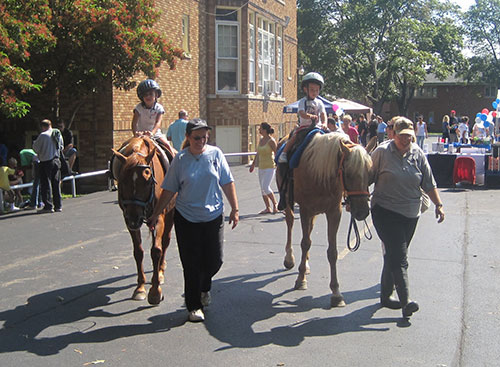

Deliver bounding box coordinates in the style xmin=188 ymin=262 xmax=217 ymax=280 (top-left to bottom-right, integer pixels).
xmin=192 ymin=135 xmax=208 ymax=141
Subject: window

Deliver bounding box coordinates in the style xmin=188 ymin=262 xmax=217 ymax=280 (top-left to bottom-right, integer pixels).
xmin=414 ymin=86 xmax=437 ymax=98
xmin=256 ymin=17 xmax=282 ymax=96
xmin=484 ymin=85 xmax=497 ymax=98
xmin=216 ymin=9 xmax=239 ymax=92
xmin=249 ymin=12 xmax=255 ymax=93
xmin=181 ymin=15 xmax=190 ymax=53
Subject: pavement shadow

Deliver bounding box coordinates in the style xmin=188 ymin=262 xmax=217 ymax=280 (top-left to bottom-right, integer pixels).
xmin=204 ymin=271 xmax=396 ymax=349
xmin=0 ymin=274 xmax=185 ymax=356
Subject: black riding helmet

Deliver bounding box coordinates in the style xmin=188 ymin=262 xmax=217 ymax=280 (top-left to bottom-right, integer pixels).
xmin=137 ymin=79 xmax=162 ymax=101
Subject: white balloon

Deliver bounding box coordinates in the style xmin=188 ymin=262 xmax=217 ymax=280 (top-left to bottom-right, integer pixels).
xmin=475 ymin=117 xmax=481 ymax=124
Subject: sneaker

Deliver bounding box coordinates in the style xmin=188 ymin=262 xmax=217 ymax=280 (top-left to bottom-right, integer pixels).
xmin=55 ymin=208 xmax=62 ymax=212
xmin=38 ymin=207 xmax=54 ymax=214
xmin=8 ymin=205 xmax=20 ymax=212
xmin=278 ymin=152 xmax=288 ymax=163
xmin=380 ymin=296 xmax=402 ymax=310
xmin=188 ymin=309 xmax=205 ymax=322
xmin=201 ymin=291 xmax=211 ymax=307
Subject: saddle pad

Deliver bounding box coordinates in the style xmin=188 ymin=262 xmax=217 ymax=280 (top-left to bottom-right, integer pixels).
xmin=275 ymin=128 xmax=325 ymax=168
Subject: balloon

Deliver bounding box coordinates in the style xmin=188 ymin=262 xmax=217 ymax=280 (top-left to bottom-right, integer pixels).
xmin=337 ymin=108 xmax=344 ymax=116
xmin=332 ymin=104 xmax=339 ymax=112
xmin=480 ymin=113 xmax=487 ymax=121
xmin=496 ymin=98 xmax=500 ymax=104
xmin=482 ymin=108 xmax=489 ymax=114
xmin=493 ymin=111 xmax=497 ymax=118
xmin=476 ymin=112 xmax=481 ymax=117
xmin=484 ymin=120 xmax=490 ymax=128
xmin=493 ymin=102 xmax=498 ymax=109
xmin=487 ymin=113 xmax=493 ymax=122
xmin=475 ymin=117 xmax=481 ymax=124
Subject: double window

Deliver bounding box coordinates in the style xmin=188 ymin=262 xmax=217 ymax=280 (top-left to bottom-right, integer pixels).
xmin=256 ymin=17 xmax=282 ymax=96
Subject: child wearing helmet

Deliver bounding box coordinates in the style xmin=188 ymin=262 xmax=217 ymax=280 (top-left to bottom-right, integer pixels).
xmin=278 ymin=72 xmax=327 ymax=163
xmin=132 ymin=79 xmax=170 ymax=148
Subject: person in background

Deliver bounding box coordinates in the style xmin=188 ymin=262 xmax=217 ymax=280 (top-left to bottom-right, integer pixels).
xmin=370 ymin=116 xmax=445 ymax=319
xmin=33 ymin=119 xmax=63 ymax=213
xmin=441 ymin=115 xmax=450 ymax=143
xmin=368 ymin=115 xmax=379 ymax=141
xmin=167 ymin=109 xmax=189 ymax=151
xmin=148 ymin=118 xmax=239 ymax=323
xmin=341 ymin=114 xmax=359 ymax=143
xmin=457 ymin=116 xmax=470 ymax=144
xmin=19 ymin=148 xmax=42 ymax=209
xmin=414 ymin=115 xmax=428 ymax=149
xmin=249 ymin=122 xmax=278 ymax=214
xmin=327 ymin=116 xmax=343 ymax=133
xmin=377 ymin=116 xmax=387 ymax=144
xmin=55 ymin=119 xmax=78 ymax=173
xmin=357 ymin=114 xmax=368 ymax=146
xmin=449 ymin=110 xmax=459 ymax=143
xmin=0 ymin=158 xmax=23 ymax=212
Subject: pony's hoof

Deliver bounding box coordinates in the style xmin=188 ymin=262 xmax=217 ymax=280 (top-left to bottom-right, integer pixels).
xmin=305 ymin=262 xmax=311 ymax=275
xmin=284 ymin=258 xmax=295 ymax=270
xmin=330 ymin=295 xmax=346 ymax=308
xmin=148 ymin=290 xmax=164 ymax=305
xmin=132 ymin=290 xmax=147 ymax=301
xmin=294 ymin=280 xmax=307 ymax=290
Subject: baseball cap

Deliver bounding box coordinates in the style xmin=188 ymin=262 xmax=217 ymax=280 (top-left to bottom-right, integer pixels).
xmin=186 ymin=118 xmax=212 ymax=134
xmin=393 ymin=118 xmax=415 ymax=137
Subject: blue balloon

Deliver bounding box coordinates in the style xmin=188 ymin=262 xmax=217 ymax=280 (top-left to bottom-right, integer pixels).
xmin=493 ymin=101 xmax=498 ymax=109
xmin=484 ymin=120 xmax=490 ymax=128
xmin=476 ymin=112 xmax=481 ymax=117
xmin=481 ymin=113 xmax=487 ymax=121
xmin=496 ymin=98 xmax=500 ymax=104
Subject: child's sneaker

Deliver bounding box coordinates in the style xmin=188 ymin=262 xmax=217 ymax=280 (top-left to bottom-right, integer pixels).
xmin=8 ymin=204 xmax=20 ymax=212
xmin=278 ymin=152 xmax=288 ymax=163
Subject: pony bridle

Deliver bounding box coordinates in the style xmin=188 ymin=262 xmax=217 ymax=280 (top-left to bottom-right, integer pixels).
xmin=121 ymin=158 xmax=157 ymax=224
xmin=337 ymin=146 xmax=370 ymax=204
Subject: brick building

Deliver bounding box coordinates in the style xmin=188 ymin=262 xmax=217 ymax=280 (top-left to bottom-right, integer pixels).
xmin=384 ymin=75 xmax=499 ymax=132
xmin=0 ymin=0 xmax=299 ymax=173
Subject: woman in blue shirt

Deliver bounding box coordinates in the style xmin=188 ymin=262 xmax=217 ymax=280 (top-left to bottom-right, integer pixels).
xmin=148 ymin=118 xmax=239 ymax=323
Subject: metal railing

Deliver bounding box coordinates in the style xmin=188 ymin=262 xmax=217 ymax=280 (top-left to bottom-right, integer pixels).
xmin=1 ymin=152 xmax=257 ymax=214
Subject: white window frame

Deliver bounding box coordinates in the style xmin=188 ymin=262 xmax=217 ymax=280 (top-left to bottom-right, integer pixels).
xmin=249 ymin=20 xmax=255 ymax=94
xmin=216 ymin=19 xmax=240 ymax=94
xmin=257 ymin=17 xmax=282 ymax=96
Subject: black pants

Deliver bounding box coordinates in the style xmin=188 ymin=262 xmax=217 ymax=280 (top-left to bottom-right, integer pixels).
xmin=39 ymin=158 xmax=62 ymax=210
xmin=371 ymin=204 xmax=418 ymax=307
xmin=174 ymin=210 xmax=224 ymax=311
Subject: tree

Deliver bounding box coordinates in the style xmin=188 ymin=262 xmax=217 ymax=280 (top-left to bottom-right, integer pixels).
xmin=2 ymin=0 xmax=185 ymax=122
xmin=463 ymin=0 xmax=500 ymax=89
xmin=298 ymin=0 xmax=464 ymax=115
xmin=0 ymin=0 xmax=55 ymax=118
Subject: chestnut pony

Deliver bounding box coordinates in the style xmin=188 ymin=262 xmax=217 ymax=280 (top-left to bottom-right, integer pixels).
xmin=112 ymin=137 xmax=175 ymax=305
xmin=277 ymin=132 xmax=372 ymax=307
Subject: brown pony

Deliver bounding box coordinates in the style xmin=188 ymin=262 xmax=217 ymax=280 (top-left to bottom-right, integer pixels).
xmin=277 ymin=132 xmax=372 ymax=307
xmin=111 ymin=137 xmax=175 ymax=305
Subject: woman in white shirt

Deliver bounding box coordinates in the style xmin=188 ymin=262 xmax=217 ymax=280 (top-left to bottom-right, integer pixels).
xmin=414 ymin=115 xmax=428 ymax=149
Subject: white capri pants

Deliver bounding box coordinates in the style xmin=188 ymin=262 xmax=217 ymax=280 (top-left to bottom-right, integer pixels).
xmin=258 ymin=168 xmax=276 ymax=195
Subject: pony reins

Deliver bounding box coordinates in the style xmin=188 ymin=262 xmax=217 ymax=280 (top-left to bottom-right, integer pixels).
xmin=337 ymin=146 xmax=371 ymax=251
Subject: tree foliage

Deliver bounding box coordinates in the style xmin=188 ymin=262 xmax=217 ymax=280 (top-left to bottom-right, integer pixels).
xmin=0 ymin=0 xmax=55 ymax=118
xmin=298 ymin=0 xmax=464 ymax=115
xmin=463 ymin=0 xmax=500 ymax=89
xmin=1 ymin=0 xmax=185 ymax=120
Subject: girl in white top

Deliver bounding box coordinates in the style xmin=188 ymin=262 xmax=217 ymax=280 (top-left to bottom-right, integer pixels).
xmin=414 ymin=116 xmax=428 ymax=149
xmin=457 ymin=116 xmax=470 ymax=144
xmin=131 ymin=79 xmax=169 ymax=147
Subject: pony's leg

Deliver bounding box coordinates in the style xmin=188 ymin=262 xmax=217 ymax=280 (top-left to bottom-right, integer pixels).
xmin=295 ymin=211 xmax=315 ymax=290
xmin=129 ymin=229 xmax=147 ymax=301
xmin=283 ymin=205 xmax=295 ymax=269
xmin=326 ymin=207 xmax=346 ymax=307
xmin=148 ymin=214 xmax=165 ymax=305
xmin=159 ymin=209 xmax=175 ymax=285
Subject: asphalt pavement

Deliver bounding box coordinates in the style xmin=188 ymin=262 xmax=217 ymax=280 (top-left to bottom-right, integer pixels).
xmin=0 ymin=162 xmax=499 ymax=367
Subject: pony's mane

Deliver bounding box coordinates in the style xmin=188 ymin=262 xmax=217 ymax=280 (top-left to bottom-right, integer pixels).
xmin=301 ymin=133 xmax=372 ymax=189
xmin=121 ymin=138 xmax=155 ymax=172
